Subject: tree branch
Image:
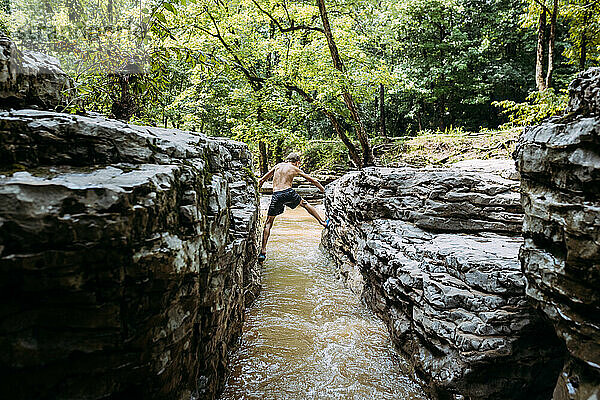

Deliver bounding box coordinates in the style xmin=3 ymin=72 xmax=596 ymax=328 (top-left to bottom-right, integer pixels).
xmin=250 ymin=0 xmax=324 ymax=33
xmin=203 ymin=9 xmax=263 ymax=90
xmin=532 ymin=0 xmax=551 ymax=14
xmin=279 ymin=82 xmax=362 ymax=167
xmin=316 ymin=0 xmax=373 ymax=166
xmin=198 ymin=4 xmax=361 ymax=167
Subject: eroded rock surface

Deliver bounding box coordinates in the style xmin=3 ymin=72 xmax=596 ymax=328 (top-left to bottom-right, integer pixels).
xmin=515 ymin=67 xmax=600 ymax=400
xmin=567 ymin=67 xmax=600 ymax=116
xmin=0 ymin=110 xmax=260 ymax=399
xmin=0 ymin=36 xmax=72 ymax=109
xmin=322 ymin=162 xmax=563 ymax=399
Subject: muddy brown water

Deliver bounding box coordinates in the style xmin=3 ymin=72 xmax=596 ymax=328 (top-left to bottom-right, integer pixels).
xmin=220 ymin=202 xmax=427 ymax=400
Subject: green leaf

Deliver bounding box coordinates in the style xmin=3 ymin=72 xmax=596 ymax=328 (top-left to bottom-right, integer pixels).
xmin=155 ymin=12 xmax=167 ymax=24
xmin=164 ymin=3 xmax=177 ymax=14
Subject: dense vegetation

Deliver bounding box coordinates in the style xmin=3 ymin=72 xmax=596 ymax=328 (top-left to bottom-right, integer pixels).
xmin=2 ymin=0 xmax=598 ymax=171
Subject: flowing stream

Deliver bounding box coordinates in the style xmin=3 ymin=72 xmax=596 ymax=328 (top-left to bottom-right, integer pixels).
xmin=220 ymin=202 xmax=427 ymax=400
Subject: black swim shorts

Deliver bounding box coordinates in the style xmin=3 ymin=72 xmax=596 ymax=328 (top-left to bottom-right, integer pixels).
xmin=268 ymin=188 xmax=302 ymax=216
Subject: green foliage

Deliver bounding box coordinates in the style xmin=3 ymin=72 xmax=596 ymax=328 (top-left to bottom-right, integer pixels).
xmin=367 ymin=0 xmax=538 ymax=132
xmin=378 ymin=127 xmax=521 ymax=166
xmin=4 ymin=0 xmax=193 ymax=120
xmin=300 ymin=141 xmax=350 ymax=173
xmin=493 ymin=88 xmax=568 ymax=127
xmin=562 ymin=0 xmax=600 ymax=69
xmin=1 ymin=0 xmax=593 ymax=165
xmin=148 ymin=0 xmax=395 ymax=168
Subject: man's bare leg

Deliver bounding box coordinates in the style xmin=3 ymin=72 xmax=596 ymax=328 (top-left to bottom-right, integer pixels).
xmin=260 ymin=215 xmax=276 ymax=256
xmin=300 ymin=199 xmax=327 ymax=227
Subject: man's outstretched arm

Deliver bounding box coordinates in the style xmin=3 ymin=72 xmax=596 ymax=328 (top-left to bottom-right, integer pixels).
xmin=258 ymin=166 xmax=276 ymax=188
xmin=297 ymin=169 xmax=325 ymax=192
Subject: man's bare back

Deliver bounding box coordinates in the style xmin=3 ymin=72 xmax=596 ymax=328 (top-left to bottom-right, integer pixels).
xmin=271 ymin=162 xmax=326 ymax=192
xmin=271 ymin=162 xmax=298 ymax=191
xmin=257 ymin=153 xmax=329 ymax=261
xmin=260 ymin=162 xmax=325 ymax=193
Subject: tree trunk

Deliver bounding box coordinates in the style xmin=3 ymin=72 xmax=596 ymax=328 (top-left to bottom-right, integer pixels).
xmin=259 ymin=141 xmax=268 ymax=175
xmin=316 ymin=0 xmax=374 ymax=167
xmin=536 ymin=9 xmax=547 ymax=91
xmin=545 ymin=0 xmax=558 ymax=89
xmin=275 ymin=137 xmax=284 ymax=163
xmin=257 ymin=104 xmax=268 ymax=175
xmin=110 ymin=73 xmax=137 ymax=121
xmin=579 ymin=11 xmax=590 ymax=71
xmin=438 ymin=99 xmax=445 ymax=131
xmin=325 ymin=110 xmax=363 ymax=168
xmin=379 ymin=83 xmax=386 ymax=137
xmin=108 ymin=0 xmax=114 ymax=24
xmin=374 ymin=93 xmax=380 ymax=130
xmin=579 ymin=29 xmax=587 ymax=71
xmin=284 ymin=83 xmax=363 ymax=168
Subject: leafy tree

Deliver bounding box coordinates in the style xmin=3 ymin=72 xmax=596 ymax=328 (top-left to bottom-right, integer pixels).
xmin=562 ymin=0 xmax=600 ymax=70
xmin=493 ymin=88 xmax=568 ymax=127
xmin=316 ymin=0 xmax=373 ymax=166
xmin=153 ymin=0 xmax=384 ymax=168
xmin=2 ymin=0 xmax=594 ymax=168
xmin=365 ymin=0 xmax=537 ymax=132
xmin=3 ymin=0 xmax=188 ymax=120
xmin=523 ymin=0 xmax=561 ymax=90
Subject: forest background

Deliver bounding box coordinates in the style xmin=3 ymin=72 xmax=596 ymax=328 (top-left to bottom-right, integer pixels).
xmin=2 ymin=0 xmax=599 ymax=172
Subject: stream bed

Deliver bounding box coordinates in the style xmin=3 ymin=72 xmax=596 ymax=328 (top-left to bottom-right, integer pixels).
xmin=220 ymin=203 xmax=427 ymax=400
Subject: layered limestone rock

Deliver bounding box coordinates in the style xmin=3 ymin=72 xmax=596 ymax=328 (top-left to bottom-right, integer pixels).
xmin=0 ymin=109 xmax=260 ymax=399
xmin=515 ymin=67 xmax=600 ymax=399
xmin=0 ymin=36 xmax=72 ymax=109
xmin=322 ymin=161 xmax=564 ymax=399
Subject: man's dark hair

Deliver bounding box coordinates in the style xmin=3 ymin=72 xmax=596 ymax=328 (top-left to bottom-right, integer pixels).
xmin=285 ymin=152 xmax=301 ymax=163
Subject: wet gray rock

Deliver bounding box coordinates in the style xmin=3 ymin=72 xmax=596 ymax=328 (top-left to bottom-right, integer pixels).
xmin=0 ymin=36 xmax=72 ymax=110
xmin=515 ymin=68 xmax=600 ymax=400
xmin=567 ymin=67 xmax=600 ymax=115
xmin=326 ymin=164 xmax=524 ymax=234
xmin=0 ymin=109 xmax=260 ymax=400
xmin=322 ymin=161 xmax=563 ymax=399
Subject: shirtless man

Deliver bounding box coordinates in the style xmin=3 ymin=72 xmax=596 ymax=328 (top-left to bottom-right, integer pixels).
xmin=257 ymin=152 xmax=329 ymax=262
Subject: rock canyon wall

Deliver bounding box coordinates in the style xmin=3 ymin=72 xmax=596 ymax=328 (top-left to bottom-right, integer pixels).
xmin=322 ymin=161 xmax=564 ymax=399
xmin=323 ymin=69 xmax=600 ymax=399
xmin=0 ymin=38 xmax=260 ymax=400
xmin=515 ymin=67 xmax=600 ymax=400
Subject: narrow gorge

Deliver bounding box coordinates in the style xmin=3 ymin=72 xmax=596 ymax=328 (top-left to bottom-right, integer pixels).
xmin=0 ymin=32 xmax=599 ymax=400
